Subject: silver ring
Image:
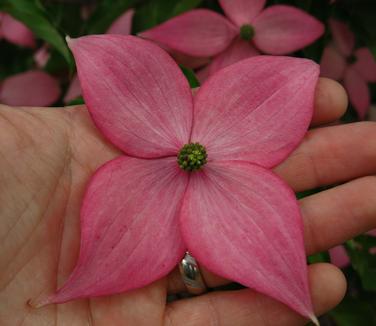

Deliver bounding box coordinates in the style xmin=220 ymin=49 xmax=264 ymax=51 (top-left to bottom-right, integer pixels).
xmin=179 ymin=252 xmax=207 ymax=295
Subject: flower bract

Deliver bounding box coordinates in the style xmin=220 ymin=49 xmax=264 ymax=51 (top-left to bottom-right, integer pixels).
xmin=39 ymin=35 xmax=320 ymax=323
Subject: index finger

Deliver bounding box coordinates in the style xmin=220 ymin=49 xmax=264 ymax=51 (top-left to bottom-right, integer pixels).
xmin=311 ymin=78 xmax=347 ymax=126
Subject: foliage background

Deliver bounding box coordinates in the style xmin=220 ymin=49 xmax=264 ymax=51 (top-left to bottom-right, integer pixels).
xmin=0 ymin=0 xmax=375 ymax=324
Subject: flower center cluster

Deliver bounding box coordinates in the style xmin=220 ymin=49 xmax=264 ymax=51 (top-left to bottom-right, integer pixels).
xmin=240 ymin=24 xmax=255 ymax=41
xmin=177 ymin=143 xmax=207 ymax=171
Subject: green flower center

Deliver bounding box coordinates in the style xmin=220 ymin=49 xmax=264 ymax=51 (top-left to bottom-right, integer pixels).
xmin=177 ymin=143 xmax=207 ymax=171
xmin=240 ymin=24 xmax=255 ymax=41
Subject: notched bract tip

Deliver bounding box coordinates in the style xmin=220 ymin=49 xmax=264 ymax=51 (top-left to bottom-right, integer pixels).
xmin=26 ymin=295 xmax=51 ymax=309
xmin=65 ymin=35 xmax=76 ymax=49
xmin=310 ymin=314 xmax=320 ymax=326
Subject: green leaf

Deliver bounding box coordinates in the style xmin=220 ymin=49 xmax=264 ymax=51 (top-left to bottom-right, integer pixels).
xmin=346 ymin=236 xmax=376 ymax=291
xmin=86 ymin=0 xmax=139 ymax=34
xmin=0 ymin=0 xmax=73 ymax=67
xmin=44 ymin=50 xmax=69 ymax=74
xmin=43 ymin=2 xmax=83 ymax=37
xmin=180 ymin=65 xmax=200 ymax=88
xmin=293 ymin=0 xmax=312 ymax=11
xmin=307 ymin=251 xmax=330 ymax=264
xmin=0 ymin=42 xmax=34 ymax=78
xmin=171 ymin=0 xmax=203 ymax=16
xmin=330 ymin=296 xmax=376 ymax=326
xmin=341 ymin=105 xmax=358 ymax=123
xmin=371 ymin=46 xmax=376 ymax=59
xmin=296 ymin=185 xmax=332 ymax=200
xmin=133 ymin=0 xmax=202 ymax=32
xmin=67 ymin=97 xmax=85 ymax=106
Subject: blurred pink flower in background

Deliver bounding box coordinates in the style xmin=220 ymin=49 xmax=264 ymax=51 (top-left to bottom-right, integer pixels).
xmin=106 ymin=8 xmax=134 ymax=34
xmin=329 ymin=245 xmax=350 ymax=269
xmin=64 ymin=9 xmax=135 ymax=104
xmin=0 ymin=70 xmax=61 ymax=107
xmin=63 ymin=74 xmax=81 ymax=104
xmin=0 ymin=12 xmax=35 ymax=48
xmin=34 ymin=45 xmax=51 ymax=68
xmin=320 ymin=19 xmax=376 ymax=119
xmin=329 ymin=229 xmax=376 ymax=269
xmin=80 ymin=3 xmax=96 ymax=21
xmin=141 ymin=0 xmax=324 ymax=79
xmin=0 ymin=13 xmax=61 ymax=107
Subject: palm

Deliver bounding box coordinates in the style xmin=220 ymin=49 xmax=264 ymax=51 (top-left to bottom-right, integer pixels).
xmin=1 ymin=79 xmax=376 ymax=325
xmin=0 ymin=105 xmax=151 ymax=325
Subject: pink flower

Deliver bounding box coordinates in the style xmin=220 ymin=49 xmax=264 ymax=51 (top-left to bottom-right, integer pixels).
xmin=368 ymin=229 xmax=376 ymax=237
xmin=80 ymin=3 xmax=96 ymax=21
xmin=0 ymin=70 xmax=60 ymax=107
xmin=0 ymin=12 xmax=35 ymax=48
xmin=106 ymin=8 xmax=135 ymax=35
xmin=0 ymin=14 xmax=59 ymax=107
xmin=64 ymin=9 xmax=135 ymax=104
xmin=36 ymin=35 xmax=320 ymax=323
xmin=329 ymin=245 xmax=350 ymax=269
xmin=34 ymin=45 xmax=51 ymax=68
xmin=329 ymin=230 xmax=376 ymax=268
xmin=320 ymin=19 xmax=376 ymax=119
xmin=141 ymin=0 xmax=324 ymax=78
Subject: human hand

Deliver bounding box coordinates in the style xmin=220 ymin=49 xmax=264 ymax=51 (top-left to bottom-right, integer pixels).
xmin=0 ymin=78 xmax=375 ymax=325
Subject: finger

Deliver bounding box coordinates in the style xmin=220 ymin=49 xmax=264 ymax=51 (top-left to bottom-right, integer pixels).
xmin=302 ymin=176 xmax=376 ymax=255
xmin=168 ymin=175 xmax=376 ymax=293
xmin=275 ymin=122 xmax=376 ymax=192
xmin=311 ymin=78 xmax=347 ymax=126
xmin=89 ymin=279 xmax=166 ymax=325
xmin=165 ymin=263 xmax=346 ymax=326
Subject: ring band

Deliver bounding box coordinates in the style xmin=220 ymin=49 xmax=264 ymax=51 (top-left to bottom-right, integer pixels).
xmin=179 ymin=252 xmax=207 ymax=295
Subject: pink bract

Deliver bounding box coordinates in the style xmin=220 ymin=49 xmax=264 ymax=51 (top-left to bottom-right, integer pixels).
xmin=65 ymin=9 xmax=135 ymax=104
xmin=320 ymin=19 xmax=376 ymax=119
xmin=39 ymin=35 xmax=320 ymax=323
xmin=140 ymin=1 xmax=324 ymax=79
xmin=0 ymin=12 xmax=35 ymax=48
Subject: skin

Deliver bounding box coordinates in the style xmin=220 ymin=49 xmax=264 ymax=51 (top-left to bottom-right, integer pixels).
xmin=0 ymin=78 xmax=375 ymax=325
